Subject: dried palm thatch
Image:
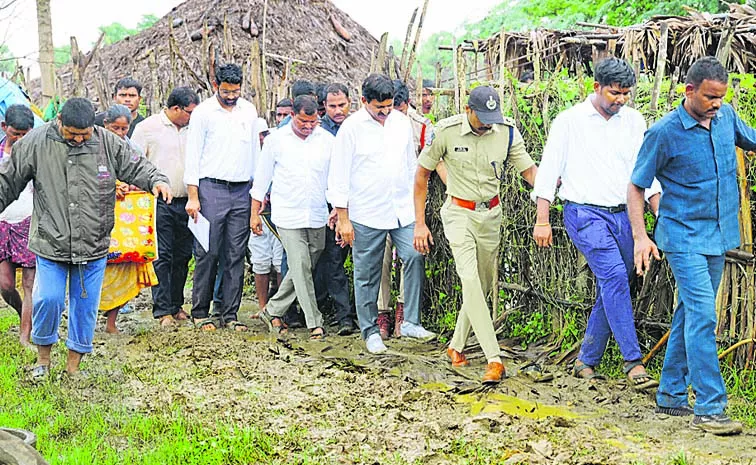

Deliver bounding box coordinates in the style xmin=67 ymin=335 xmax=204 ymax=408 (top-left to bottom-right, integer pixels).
xmin=454 ymin=3 xmax=756 ymax=81
xmin=36 ymin=0 xmax=378 ymax=115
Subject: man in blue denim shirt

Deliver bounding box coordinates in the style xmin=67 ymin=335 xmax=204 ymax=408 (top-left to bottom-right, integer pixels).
xmin=629 ymin=57 xmax=756 ymax=436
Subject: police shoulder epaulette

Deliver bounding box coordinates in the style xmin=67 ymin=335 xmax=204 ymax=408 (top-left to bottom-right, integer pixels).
xmin=435 ymin=114 xmax=464 ymax=131
xmin=501 ymin=116 xmax=516 ymax=127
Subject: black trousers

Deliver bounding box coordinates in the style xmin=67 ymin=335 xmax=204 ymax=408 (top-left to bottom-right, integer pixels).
xmin=313 ymin=226 xmax=354 ymax=325
xmin=191 ymin=179 xmax=251 ymax=324
xmin=151 ymin=197 xmax=193 ymax=319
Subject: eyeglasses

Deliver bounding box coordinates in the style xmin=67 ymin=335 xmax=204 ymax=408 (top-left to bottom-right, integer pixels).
xmin=218 ymin=89 xmax=241 ymax=97
xmin=179 ymin=107 xmax=193 ymax=116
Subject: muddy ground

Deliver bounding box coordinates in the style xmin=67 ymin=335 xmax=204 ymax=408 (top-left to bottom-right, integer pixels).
xmin=10 ymin=289 xmax=756 ymax=464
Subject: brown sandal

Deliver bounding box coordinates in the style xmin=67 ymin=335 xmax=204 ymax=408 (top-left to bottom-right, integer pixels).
xmin=310 ymin=327 xmax=326 ymax=340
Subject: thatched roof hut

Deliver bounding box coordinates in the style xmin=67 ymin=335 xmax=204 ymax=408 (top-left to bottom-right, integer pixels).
xmin=44 ymin=0 xmax=378 ymax=114
xmin=449 ymin=3 xmax=756 ymax=83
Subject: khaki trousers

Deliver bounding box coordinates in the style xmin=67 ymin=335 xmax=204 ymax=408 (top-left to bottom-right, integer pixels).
xmin=441 ymin=198 xmax=501 ymax=361
xmin=377 ymin=235 xmax=405 ymax=311
xmin=266 ymin=227 xmax=325 ymax=329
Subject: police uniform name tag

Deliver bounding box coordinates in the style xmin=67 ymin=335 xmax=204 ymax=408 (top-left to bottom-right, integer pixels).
xmin=454 ymin=146 xmax=469 ymax=152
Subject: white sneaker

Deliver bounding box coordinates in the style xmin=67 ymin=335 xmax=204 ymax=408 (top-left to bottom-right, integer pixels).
xmin=400 ymin=322 xmax=436 ymax=340
xmin=365 ymin=333 xmax=387 ymax=354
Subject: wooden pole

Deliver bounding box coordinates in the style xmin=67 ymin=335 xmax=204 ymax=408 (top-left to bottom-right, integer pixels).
xmin=415 ymin=66 xmax=423 ymax=112
xmin=715 ymin=26 xmax=735 ymax=69
xmin=376 ymin=33 xmax=388 ymax=75
xmin=497 ymin=29 xmax=506 ymax=111
xmin=260 ymin=0 xmax=269 ymax=115
xmin=70 ymin=36 xmax=83 ymax=97
xmin=399 ymin=7 xmax=419 ymax=71
xmin=169 ymin=18 xmax=177 ymax=91
xmin=36 ymin=0 xmax=55 ymax=106
xmin=649 ymin=21 xmax=669 ymax=114
xmin=403 ymin=0 xmax=430 ymax=83
xmin=454 ymin=41 xmax=467 ymax=113
xmin=147 ymin=50 xmax=161 ymax=115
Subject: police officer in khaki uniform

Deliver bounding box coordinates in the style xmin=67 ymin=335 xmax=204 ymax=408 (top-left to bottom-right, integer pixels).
xmin=413 ymin=86 xmax=536 ymax=384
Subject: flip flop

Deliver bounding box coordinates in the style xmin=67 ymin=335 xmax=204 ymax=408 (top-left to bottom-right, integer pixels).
xmin=624 ymin=360 xmax=659 ymax=391
xmin=227 ymin=321 xmax=248 ymax=332
xmin=310 ymin=327 xmax=326 ymax=341
xmin=29 ymin=364 xmax=50 ymax=383
xmin=193 ymin=317 xmax=218 ymax=331
xmin=259 ymin=309 xmax=288 ymax=335
xmin=572 ymin=362 xmax=606 ymax=381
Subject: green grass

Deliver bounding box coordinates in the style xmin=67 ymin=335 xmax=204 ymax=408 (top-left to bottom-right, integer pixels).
xmin=0 ymin=310 xmax=327 ymax=465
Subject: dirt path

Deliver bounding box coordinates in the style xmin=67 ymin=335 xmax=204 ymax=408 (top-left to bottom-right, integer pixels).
xmin=73 ymin=294 xmax=756 ymax=464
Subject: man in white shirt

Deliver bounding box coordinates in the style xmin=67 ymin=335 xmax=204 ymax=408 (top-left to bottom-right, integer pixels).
xmin=253 ymin=96 xmax=333 ymax=339
xmin=184 ymin=64 xmax=258 ymax=332
xmin=328 ymin=73 xmax=435 ymax=353
xmin=533 ymin=57 xmax=660 ymax=389
xmin=132 ymin=87 xmax=199 ymax=328
xmin=0 ymin=105 xmax=36 ymax=346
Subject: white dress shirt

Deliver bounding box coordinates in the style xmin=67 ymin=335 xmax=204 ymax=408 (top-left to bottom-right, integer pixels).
xmin=251 ymin=124 xmax=334 ymax=229
xmin=533 ymin=96 xmax=661 ymax=206
xmin=183 ymin=96 xmax=259 ymax=186
xmin=327 ymin=108 xmax=417 ymax=230
xmin=131 ymin=110 xmax=189 ymax=197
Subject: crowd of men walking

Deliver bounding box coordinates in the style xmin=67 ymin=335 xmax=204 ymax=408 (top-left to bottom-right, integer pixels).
xmin=0 ymin=54 xmax=754 ymax=436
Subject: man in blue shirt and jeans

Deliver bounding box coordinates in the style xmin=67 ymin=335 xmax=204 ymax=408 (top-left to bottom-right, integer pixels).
xmin=629 ymin=56 xmax=756 ymax=436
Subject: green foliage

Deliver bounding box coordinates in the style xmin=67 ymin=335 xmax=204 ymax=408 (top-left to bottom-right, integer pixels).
xmin=0 ymin=44 xmax=14 ymax=74
xmin=0 ymin=312 xmax=328 ymax=465
xmin=99 ymin=14 xmax=159 ymax=46
xmin=412 ymin=0 xmax=740 ymax=80
xmin=53 ymin=45 xmax=71 ymax=68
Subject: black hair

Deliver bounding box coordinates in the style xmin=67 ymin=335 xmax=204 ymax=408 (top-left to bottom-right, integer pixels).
xmin=316 ymin=82 xmax=328 ymax=105
xmin=60 ymin=98 xmax=96 ymax=129
xmin=362 ymin=74 xmax=394 ymax=103
xmin=276 ymin=97 xmax=293 ymax=108
xmin=113 ymin=77 xmax=143 ymax=96
xmin=104 ymin=104 xmax=132 ymax=124
xmin=3 ymin=104 xmax=34 ymax=131
xmin=392 ymin=79 xmax=409 ymax=107
xmin=519 ymin=70 xmax=534 ymax=83
xmin=422 ymin=79 xmax=434 ymax=90
xmin=293 ymin=95 xmax=318 ymax=116
xmin=215 ymin=63 xmax=243 ymax=85
xmin=325 ymin=83 xmax=349 ymax=99
xmin=166 ymin=86 xmax=200 ymax=108
xmin=292 ymin=80 xmax=316 ymax=98
xmin=686 ymin=56 xmax=729 ymax=88
xmin=594 ymin=57 xmax=636 ymax=88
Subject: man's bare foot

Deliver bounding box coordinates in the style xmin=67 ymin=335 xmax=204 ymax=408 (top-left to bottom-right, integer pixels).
xmin=175 ymin=310 xmax=190 ymax=321
xmin=105 ymin=325 xmax=120 ymax=334
xmin=160 ymin=315 xmax=176 ymax=328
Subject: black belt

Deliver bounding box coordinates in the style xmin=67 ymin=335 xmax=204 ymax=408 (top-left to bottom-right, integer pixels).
xmin=568 ymin=201 xmax=626 ymax=214
xmin=202 ymin=177 xmax=250 ymax=187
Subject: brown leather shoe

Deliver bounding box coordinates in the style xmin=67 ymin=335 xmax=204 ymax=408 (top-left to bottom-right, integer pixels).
xmin=482 ymin=362 xmax=505 ymax=385
xmin=447 ymin=348 xmax=470 ymax=367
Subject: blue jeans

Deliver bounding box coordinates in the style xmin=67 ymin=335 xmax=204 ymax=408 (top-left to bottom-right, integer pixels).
xmin=658 ymin=252 xmax=727 ymax=416
xmin=352 ymin=221 xmax=424 ymax=340
xmin=31 ymin=256 xmax=108 ymax=353
xmin=563 ymin=204 xmax=642 ymax=366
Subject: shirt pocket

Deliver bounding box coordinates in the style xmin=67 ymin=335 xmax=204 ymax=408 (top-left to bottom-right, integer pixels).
xmin=667 ymin=151 xmax=714 ymax=185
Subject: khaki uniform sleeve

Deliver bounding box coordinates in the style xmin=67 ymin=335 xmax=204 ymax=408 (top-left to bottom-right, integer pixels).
xmin=506 ymin=127 xmax=535 ymax=173
xmin=417 ymin=127 xmax=445 ymax=171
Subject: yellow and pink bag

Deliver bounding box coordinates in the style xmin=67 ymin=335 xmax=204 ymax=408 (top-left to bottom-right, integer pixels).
xmin=107 ymin=191 xmax=158 ymax=264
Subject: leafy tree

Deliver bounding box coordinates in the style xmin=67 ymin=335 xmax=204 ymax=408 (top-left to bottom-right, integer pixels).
xmin=0 ymin=44 xmax=14 ymax=74
xmin=99 ymin=14 xmax=159 ymax=46
xmin=53 ymin=44 xmax=71 ymax=68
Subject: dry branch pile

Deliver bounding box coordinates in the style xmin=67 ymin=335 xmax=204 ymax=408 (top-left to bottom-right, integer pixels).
xmin=38 ymin=0 xmax=378 ymax=116
xmin=454 ymin=3 xmax=756 ymax=82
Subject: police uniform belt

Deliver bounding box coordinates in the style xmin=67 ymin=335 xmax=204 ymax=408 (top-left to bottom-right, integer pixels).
xmin=451 ymin=195 xmax=500 ymax=211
